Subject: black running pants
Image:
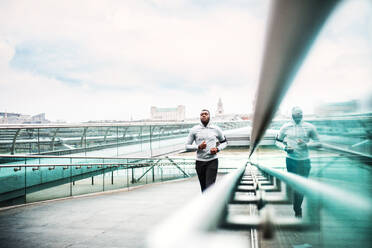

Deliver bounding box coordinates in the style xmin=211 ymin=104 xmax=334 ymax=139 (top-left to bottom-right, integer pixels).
xmin=195 ymin=159 xmax=218 ymax=192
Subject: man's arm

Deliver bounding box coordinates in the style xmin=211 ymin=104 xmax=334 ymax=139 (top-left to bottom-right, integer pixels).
xmin=185 ymin=129 xmax=198 ymax=151
xmin=275 ymin=135 xmax=286 ymax=150
xmin=275 ymin=124 xmax=286 ymax=150
xmin=275 ymin=124 xmax=293 ymax=152
xmin=307 ymin=125 xmax=321 ymax=148
xmin=214 ymin=127 xmax=227 ymax=153
xmin=215 ymin=137 xmax=227 ymax=153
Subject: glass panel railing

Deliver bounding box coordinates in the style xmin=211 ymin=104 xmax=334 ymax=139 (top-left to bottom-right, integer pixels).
xmin=71 ymin=164 xmax=104 ymax=196
xmin=0 ymin=164 xmax=26 ymax=207
xmin=0 ymin=156 xmax=198 ymax=208
xmin=26 ymin=165 xmax=71 ymax=203
xmin=250 ymin=141 xmax=372 ymax=248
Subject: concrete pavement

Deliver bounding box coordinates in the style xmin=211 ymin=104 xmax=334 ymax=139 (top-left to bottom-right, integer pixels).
xmin=0 ymin=177 xmax=201 ymax=248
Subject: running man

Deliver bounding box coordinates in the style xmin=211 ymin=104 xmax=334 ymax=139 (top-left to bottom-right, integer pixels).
xmin=186 ymin=109 xmax=227 ymax=192
xmin=276 ymin=106 xmax=321 ymax=217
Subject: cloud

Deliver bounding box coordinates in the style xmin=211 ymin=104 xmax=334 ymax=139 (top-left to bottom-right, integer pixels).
xmin=9 ymin=40 xmax=88 ymax=85
xmin=280 ymin=0 xmax=372 ymax=114
xmin=0 ymin=0 xmax=268 ymax=122
xmin=0 ymin=0 xmax=371 ymax=121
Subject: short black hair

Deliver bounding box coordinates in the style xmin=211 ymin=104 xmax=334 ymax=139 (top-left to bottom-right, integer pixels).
xmin=200 ymin=109 xmax=210 ymax=114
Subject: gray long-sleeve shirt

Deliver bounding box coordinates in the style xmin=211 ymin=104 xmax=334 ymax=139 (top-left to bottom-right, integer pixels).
xmin=185 ymin=122 xmax=227 ymax=161
xmin=275 ymin=120 xmax=320 ymax=160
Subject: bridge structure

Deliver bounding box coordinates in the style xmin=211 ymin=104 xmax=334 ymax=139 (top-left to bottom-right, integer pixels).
xmin=0 ymin=0 xmax=371 ymax=247
xmin=0 ymin=121 xmax=248 ymax=156
xmin=0 ymin=114 xmax=370 ymax=247
xmin=0 ymin=121 xmax=249 ymax=206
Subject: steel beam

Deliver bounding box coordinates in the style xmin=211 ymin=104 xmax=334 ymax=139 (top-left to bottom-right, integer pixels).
xmin=10 ymin=129 xmax=21 ymax=155
xmin=50 ymin=128 xmax=59 ymax=151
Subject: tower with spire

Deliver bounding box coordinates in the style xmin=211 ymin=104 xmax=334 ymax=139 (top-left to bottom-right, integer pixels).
xmin=216 ymin=98 xmax=224 ymax=116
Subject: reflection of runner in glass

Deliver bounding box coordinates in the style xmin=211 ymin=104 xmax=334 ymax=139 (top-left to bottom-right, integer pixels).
xmin=185 ymin=109 xmax=227 ymax=192
xmin=275 ymin=106 xmax=321 ymax=217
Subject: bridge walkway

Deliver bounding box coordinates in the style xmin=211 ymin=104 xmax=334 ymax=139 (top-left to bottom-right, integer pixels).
xmin=0 ymin=177 xmax=202 ymax=248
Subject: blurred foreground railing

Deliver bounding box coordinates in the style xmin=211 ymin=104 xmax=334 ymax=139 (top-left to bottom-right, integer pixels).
xmin=251 ymin=162 xmax=372 ymax=247
xmin=321 ymin=143 xmax=372 ymax=164
xmin=148 ymin=163 xmax=248 ymax=248
xmin=148 ymin=155 xmax=372 ymax=248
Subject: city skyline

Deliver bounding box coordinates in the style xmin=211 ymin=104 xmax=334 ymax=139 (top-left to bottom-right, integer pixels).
xmin=0 ymin=0 xmax=371 ymax=122
xmin=0 ymin=97 xmax=364 ymax=124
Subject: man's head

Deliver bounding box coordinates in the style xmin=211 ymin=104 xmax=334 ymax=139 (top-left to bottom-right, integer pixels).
xmin=200 ymin=109 xmax=210 ymax=126
xmin=291 ymin=106 xmax=303 ymax=124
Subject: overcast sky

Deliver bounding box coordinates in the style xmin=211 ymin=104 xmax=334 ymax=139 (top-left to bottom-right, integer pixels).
xmin=0 ymin=0 xmax=371 ymax=122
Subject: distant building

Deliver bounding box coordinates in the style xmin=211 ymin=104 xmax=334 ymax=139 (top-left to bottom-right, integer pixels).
xmin=30 ymin=113 xmax=47 ymax=123
xmin=0 ymin=112 xmax=21 ymax=118
xmin=216 ymin=98 xmax=224 ymax=116
xmin=0 ymin=112 xmax=50 ymax=124
xmin=150 ymin=105 xmax=185 ymax=121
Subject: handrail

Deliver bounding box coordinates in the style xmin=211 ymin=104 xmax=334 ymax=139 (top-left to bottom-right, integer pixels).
xmin=148 ymin=163 xmax=247 ymax=248
xmin=0 ymin=162 xmax=176 ymax=168
xmin=321 ymin=143 xmax=372 ymax=160
xmin=0 ymin=120 xmax=249 ymax=129
xmin=0 ymin=154 xmax=193 ymax=160
xmin=252 ymin=162 xmax=372 ymax=218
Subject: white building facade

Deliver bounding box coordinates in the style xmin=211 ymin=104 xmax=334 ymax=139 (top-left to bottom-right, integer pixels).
xmin=150 ymin=105 xmax=185 ymax=121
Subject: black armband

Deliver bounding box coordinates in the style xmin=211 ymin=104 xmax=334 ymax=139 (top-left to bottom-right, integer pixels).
xmin=275 ymin=136 xmax=283 ymax=142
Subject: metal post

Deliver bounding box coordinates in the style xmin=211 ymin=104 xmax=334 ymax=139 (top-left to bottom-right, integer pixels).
xmin=51 ymin=128 xmax=59 ymax=151
xmin=140 ymin=126 xmax=143 ymax=152
xmin=126 ymin=159 xmax=129 ymax=188
xmin=116 ymin=126 xmax=119 ymax=157
xmin=122 ymin=127 xmax=128 ymax=140
xmin=102 ymin=159 xmax=105 ymax=191
xmin=24 ymin=158 xmax=27 ymax=204
xmin=37 ymin=128 xmax=40 ymax=154
xmin=28 ymin=129 xmax=32 ymax=154
xmin=103 ymin=127 xmax=110 ymax=143
xmin=11 ymin=129 xmax=21 ymax=155
xmin=150 ymin=125 xmax=153 ymax=157
xmin=70 ymin=157 xmax=73 ymax=196
xmin=158 ymin=126 xmax=161 ymax=148
xmin=80 ymin=127 xmax=88 ymax=155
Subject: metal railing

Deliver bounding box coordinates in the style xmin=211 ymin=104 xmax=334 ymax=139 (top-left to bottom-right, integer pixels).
xmin=321 ymin=143 xmax=372 ymax=162
xmin=0 ymin=155 xmax=198 ymax=208
xmin=148 ymin=1 xmax=372 ymax=246
xmin=148 ymin=155 xmax=372 ymax=247
xmin=148 ymin=163 xmax=247 ymax=248
xmin=0 ymin=121 xmax=249 ymax=156
xmin=252 ymin=162 xmax=372 ymax=219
